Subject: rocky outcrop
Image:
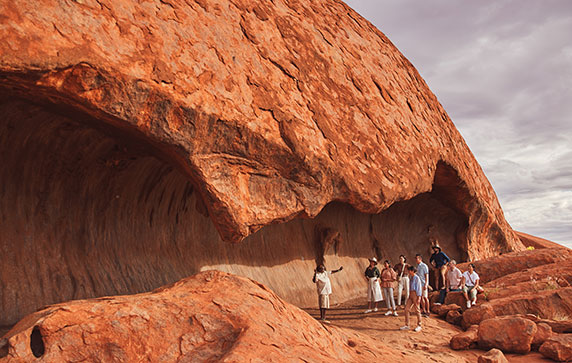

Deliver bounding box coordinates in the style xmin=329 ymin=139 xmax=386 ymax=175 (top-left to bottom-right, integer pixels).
xmin=0 ymin=271 xmax=400 ymax=361
xmin=458 ymin=247 xmax=572 ymax=284
xmin=477 ymin=348 xmax=508 ymax=363
xmin=478 ymin=316 xmax=537 ymax=354
xmin=532 ymin=323 xmax=554 ymax=351
xmin=450 ymin=325 xmax=479 ymax=350
xmin=0 ymin=0 xmax=522 ymax=326
xmin=539 ymin=335 xmax=572 ymax=362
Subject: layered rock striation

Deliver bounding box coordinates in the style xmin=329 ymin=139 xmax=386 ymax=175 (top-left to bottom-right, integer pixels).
xmin=0 ymin=0 xmax=522 ymax=325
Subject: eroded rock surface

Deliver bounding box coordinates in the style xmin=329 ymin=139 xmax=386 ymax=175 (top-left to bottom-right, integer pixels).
xmin=0 ymin=0 xmax=522 ymax=325
xmin=0 ymin=271 xmax=399 ymax=362
xmin=478 ymin=316 xmax=537 ymax=354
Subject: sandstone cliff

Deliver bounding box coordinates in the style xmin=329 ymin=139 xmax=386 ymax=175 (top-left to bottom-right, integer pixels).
xmin=0 ymin=0 xmax=522 ymax=326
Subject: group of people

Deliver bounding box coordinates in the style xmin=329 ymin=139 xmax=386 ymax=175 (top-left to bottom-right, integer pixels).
xmin=312 ymin=245 xmax=481 ymax=333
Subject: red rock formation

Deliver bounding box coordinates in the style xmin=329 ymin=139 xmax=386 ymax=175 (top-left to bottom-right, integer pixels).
xmin=0 ymin=271 xmax=400 ymax=361
xmin=450 ymin=325 xmax=479 ymax=350
xmin=477 ymin=348 xmax=508 ymax=363
xmin=458 ymin=247 xmax=572 ymax=284
xmin=0 ymin=0 xmax=522 ymax=326
xmin=532 ymin=323 xmax=554 ymax=351
xmin=516 ymin=231 xmax=565 ymax=249
xmin=539 ymin=335 xmax=572 ymax=362
xmin=478 ymin=316 xmax=537 ymax=354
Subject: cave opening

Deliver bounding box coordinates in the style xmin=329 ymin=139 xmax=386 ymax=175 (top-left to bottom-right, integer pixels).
xmin=0 ymin=93 xmax=473 ymax=327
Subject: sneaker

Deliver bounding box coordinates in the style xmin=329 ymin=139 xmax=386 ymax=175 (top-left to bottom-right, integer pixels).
xmin=466 ymin=301 xmax=471 ymax=309
xmin=385 ymin=310 xmax=392 ymax=316
xmin=472 ymin=298 xmax=477 ymax=306
xmin=399 ymin=325 xmax=410 ymax=330
xmin=364 ymin=309 xmax=372 ymax=314
xmin=414 ymin=325 xmax=422 ymax=332
xmin=393 ymin=311 xmax=398 ymax=317
xmin=421 ymin=312 xmax=429 ymax=317
xmin=373 ymin=308 xmax=378 ymax=312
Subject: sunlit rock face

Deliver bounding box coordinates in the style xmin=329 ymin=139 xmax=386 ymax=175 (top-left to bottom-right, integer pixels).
xmin=0 ymin=0 xmax=522 ymax=326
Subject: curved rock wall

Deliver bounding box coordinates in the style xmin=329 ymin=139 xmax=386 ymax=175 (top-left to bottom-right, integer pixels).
xmin=0 ymin=0 xmax=523 ymax=326
xmin=1 ymin=97 xmax=469 ymax=325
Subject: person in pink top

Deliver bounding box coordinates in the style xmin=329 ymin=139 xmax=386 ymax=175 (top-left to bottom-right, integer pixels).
xmin=381 ymin=260 xmax=398 ymax=316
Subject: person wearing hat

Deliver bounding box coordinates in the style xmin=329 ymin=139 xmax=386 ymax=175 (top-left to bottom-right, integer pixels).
xmin=429 ymin=244 xmax=450 ymax=291
xmin=364 ymin=257 xmax=383 ymax=313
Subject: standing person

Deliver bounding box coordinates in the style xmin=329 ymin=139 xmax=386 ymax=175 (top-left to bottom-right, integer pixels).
xmin=393 ymin=255 xmax=410 ymax=307
xmin=364 ymin=257 xmax=383 ymax=313
xmin=312 ymin=264 xmax=343 ymax=322
xmin=381 ymin=260 xmax=398 ymax=316
xmin=461 ymin=263 xmax=480 ymax=308
xmin=400 ymin=266 xmax=422 ymax=332
xmin=415 ymin=254 xmax=430 ymax=317
xmin=429 ymin=245 xmax=450 ymax=291
xmin=436 ymin=260 xmax=463 ymax=305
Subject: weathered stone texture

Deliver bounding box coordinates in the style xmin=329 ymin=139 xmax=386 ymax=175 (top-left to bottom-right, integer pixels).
xmin=0 ymin=271 xmax=400 ymax=361
xmin=0 ymin=0 xmax=523 ymax=325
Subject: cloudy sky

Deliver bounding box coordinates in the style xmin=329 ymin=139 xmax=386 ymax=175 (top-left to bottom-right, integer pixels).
xmin=345 ymin=0 xmax=572 ymax=248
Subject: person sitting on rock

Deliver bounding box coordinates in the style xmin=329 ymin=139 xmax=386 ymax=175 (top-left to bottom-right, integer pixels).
xmin=435 ymin=260 xmax=463 ymax=305
xmin=400 ymin=265 xmax=422 ymax=332
xmin=461 ymin=263 xmax=480 ymax=308
xmin=415 ymin=254 xmax=430 ymax=317
xmin=313 ymin=264 xmax=343 ymax=322
xmin=364 ymin=257 xmax=383 ymax=314
xmin=429 ymin=245 xmax=450 ymax=291
xmin=381 ymin=260 xmax=398 ymax=316
xmin=393 ymin=255 xmax=411 ymax=307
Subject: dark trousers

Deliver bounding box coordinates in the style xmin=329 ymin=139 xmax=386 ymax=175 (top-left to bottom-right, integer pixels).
xmin=438 ymin=288 xmax=461 ymax=304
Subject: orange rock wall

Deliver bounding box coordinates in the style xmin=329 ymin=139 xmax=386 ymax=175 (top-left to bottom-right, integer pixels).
xmin=0 ymin=97 xmax=471 ymax=325
xmin=0 ymin=0 xmax=523 ymax=326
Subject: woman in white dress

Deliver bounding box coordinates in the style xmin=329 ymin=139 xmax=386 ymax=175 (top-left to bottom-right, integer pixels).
xmin=364 ymin=257 xmax=383 ymax=313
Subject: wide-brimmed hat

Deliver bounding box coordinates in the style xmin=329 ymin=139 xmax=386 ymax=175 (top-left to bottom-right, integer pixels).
xmin=368 ymin=257 xmax=378 ymax=264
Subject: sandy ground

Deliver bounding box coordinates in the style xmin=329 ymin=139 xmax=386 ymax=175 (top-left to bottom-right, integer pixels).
xmin=304 ymin=297 xmax=551 ymax=362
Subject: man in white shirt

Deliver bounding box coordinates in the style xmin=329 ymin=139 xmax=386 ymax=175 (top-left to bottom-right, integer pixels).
xmin=462 ymin=263 xmax=480 ymax=308
xmin=313 ymin=264 xmax=343 ymax=322
xmin=436 ymin=260 xmax=463 ymax=305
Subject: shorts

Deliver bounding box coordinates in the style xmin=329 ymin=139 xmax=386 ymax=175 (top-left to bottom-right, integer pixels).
xmin=422 ymin=286 xmax=428 ymax=298
xmin=319 ymin=294 xmax=330 ymax=309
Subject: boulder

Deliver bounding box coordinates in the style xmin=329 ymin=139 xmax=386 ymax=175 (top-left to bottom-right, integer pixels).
xmin=435 ymin=304 xmax=462 ymax=318
xmin=477 ymin=348 xmax=508 ymax=363
xmin=446 ymin=310 xmax=463 ymax=326
xmin=450 ymin=325 xmax=479 ymax=350
xmin=0 ymin=0 xmax=522 ymax=327
xmin=479 ymin=316 xmax=537 ymax=354
xmin=444 ymin=291 xmax=472 ymax=310
xmin=532 ymin=323 xmax=553 ymax=351
xmin=0 ymin=271 xmax=400 ymax=361
xmin=462 ymin=305 xmax=496 ymax=330
xmin=478 ymin=316 xmax=537 ymax=354
xmin=539 ymin=335 xmax=572 ymax=362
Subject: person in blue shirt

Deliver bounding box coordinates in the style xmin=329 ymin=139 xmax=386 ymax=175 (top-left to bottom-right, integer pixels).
xmin=429 ymin=245 xmax=450 ymax=291
xmin=415 ymin=254 xmax=430 ymax=317
xmin=400 ymin=266 xmax=422 ymax=332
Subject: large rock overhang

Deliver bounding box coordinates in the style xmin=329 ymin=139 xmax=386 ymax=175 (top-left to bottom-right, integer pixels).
xmin=0 ymin=0 xmax=522 ymax=326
